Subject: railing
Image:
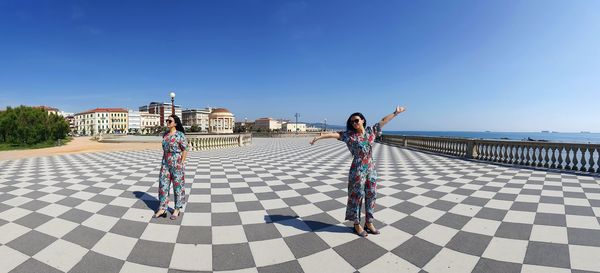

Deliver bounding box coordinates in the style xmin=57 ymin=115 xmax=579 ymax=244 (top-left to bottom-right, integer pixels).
xmin=186 ymin=133 xmax=252 ymax=151
xmin=252 ymin=132 xmax=322 ymax=138
xmin=379 ymin=135 xmax=600 ymax=174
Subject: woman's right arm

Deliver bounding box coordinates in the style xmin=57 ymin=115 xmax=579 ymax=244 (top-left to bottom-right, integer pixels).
xmin=310 ymin=132 xmax=341 ymax=145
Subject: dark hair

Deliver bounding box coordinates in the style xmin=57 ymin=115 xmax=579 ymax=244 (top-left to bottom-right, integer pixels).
xmin=170 ymin=114 xmax=185 ymax=134
xmin=346 ymin=112 xmax=367 ymax=132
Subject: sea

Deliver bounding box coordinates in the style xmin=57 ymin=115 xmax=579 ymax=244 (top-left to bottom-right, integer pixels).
xmin=384 ymin=131 xmax=600 ymax=144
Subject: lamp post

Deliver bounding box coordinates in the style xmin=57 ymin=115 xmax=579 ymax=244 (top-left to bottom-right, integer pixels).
xmin=324 ymin=118 xmax=327 ymax=132
xmin=294 ymin=113 xmax=300 ymax=135
xmin=169 ymin=92 xmax=176 ymax=117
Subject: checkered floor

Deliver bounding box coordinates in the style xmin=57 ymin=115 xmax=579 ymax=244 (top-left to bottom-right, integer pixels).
xmin=1 ymin=138 xmax=600 ymax=273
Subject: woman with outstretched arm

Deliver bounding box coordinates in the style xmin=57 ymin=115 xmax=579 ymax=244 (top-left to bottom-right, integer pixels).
xmin=310 ymin=106 xmax=406 ymax=237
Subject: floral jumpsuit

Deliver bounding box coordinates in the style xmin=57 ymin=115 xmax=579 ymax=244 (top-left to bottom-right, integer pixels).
xmin=158 ymin=131 xmax=187 ymax=210
xmin=339 ymin=123 xmax=382 ymax=224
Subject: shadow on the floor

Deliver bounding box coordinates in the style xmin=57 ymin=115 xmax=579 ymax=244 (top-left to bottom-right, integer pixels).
xmin=266 ymin=214 xmax=350 ymax=233
xmin=133 ymin=191 xmax=159 ymax=211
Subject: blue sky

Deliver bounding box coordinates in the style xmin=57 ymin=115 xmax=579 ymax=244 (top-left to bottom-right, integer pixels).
xmin=1 ymin=0 xmax=599 ymax=132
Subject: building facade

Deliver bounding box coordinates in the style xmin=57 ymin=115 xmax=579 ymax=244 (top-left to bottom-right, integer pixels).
xmin=65 ymin=115 xmax=76 ymax=134
xmin=254 ymin=118 xmax=282 ymax=131
xmin=128 ymin=110 xmax=141 ymax=133
xmin=139 ymin=102 xmax=182 ymax=126
xmin=74 ymin=108 xmax=129 ymax=136
xmin=306 ymin=126 xmax=322 ymax=132
xmin=140 ymin=111 xmax=161 ymax=133
xmin=209 ymin=108 xmax=235 ymax=134
xmin=34 ymin=106 xmax=59 ymax=115
xmin=234 ymin=121 xmax=254 ymax=133
xmin=182 ymin=108 xmax=211 ymax=132
xmin=282 ymin=122 xmax=307 ymax=132
xmin=58 ymin=111 xmax=74 ymax=117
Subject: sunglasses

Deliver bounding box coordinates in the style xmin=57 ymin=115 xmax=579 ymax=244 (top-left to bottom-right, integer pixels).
xmin=166 ymin=120 xmax=174 ymax=124
xmin=351 ymin=119 xmax=361 ymax=124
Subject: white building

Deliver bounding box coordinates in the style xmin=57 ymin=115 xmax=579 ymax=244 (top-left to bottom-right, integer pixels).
xmin=306 ymin=126 xmax=322 ymax=132
xmin=58 ymin=111 xmax=74 ymax=117
xmin=74 ymin=108 xmax=129 ymax=136
xmin=128 ymin=110 xmax=141 ymax=133
xmin=254 ymin=118 xmax=282 ymax=131
xmin=282 ymin=122 xmax=307 ymax=132
xmin=182 ymin=108 xmax=211 ymax=132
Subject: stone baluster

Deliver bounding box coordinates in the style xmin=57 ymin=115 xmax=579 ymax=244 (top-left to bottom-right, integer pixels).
xmin=557 ymin=146 xmax=564 ymax=169
xmin=537 ymin=146 xmax=544 ymax=167
xmin=524 ymin=146 xmax=532 ymax=166
xmin=589 ymin=148 xmax=597 ymax=173
xmin=492 ymin=144 xmax=498 ymax=162
xmin=481 ymin=144 xmax=488 ymax=161
xmin=580 ymin=147 xmax=588 ymax=172
xmin=550 ymin=146 xmax=558 ymax=168
xmin=571 ymin=147 xmax=579 ymax=171
xmin=543 ymin=146 xmax=550 ymax=168
xmin=496 ymin=144 xmax=502 ymax=162
xmin=592 ymin=147 xmax=600 ymax=173
xmin=535 ymin=147 xmax=542 ymax=167
xmin=564 ymin=147 xmax=572 ymax=170
xmin=511 ymin=145 xmax=518 ymax=164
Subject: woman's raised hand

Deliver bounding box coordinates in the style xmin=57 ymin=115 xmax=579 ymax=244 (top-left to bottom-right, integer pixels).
xmin=395 ymin=106 xmax=406 ymax=115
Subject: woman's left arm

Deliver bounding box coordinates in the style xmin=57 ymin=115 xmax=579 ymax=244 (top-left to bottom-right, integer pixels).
xmin=179 ymin=134 xmax=188 ymax=164
xmin=379 ymin=105 xmax=406 ymax=128
xmin=181 ymin=150 xmax=188 ymax=164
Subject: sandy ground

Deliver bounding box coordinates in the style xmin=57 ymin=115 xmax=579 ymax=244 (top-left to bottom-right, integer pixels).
xmin=0 ymin=137 xmax=161 ymax=161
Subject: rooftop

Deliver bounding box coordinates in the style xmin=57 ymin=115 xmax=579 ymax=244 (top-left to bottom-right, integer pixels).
xmin=76 ymin=107 xmax=129 ymax=115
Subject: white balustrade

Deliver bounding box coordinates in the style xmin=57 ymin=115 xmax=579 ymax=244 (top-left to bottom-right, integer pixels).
xmin=379 ymin=135 xmax=600 ymax=174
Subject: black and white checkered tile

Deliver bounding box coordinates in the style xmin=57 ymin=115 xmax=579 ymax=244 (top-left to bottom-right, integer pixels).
xmin=1 ymin=138 xmax=599 ymax=273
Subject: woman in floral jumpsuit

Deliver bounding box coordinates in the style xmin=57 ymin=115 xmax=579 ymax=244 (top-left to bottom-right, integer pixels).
xmin=310 ymin=106 xmax=406 ymax=237
xmin=153 ymin=115 xmax=188 ymax=220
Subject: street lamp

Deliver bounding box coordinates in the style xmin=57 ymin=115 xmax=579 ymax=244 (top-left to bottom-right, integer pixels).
xmin=324 ymin=118 xmax=327 ymax=132
xmin=294 ymin=113 xmax=300 ymax=135
xmin=169 ymin=92 xmax=176 ymax=117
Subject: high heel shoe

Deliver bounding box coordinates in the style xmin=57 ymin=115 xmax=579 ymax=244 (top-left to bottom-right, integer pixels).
xmin=152 ymin=210 xmax=167 ymax=218
xmin=353 ymin=224 xmax=368 ymax=237
xmin=170 ymin=210 xmax=180 ymax=220
xmin=364 ymin=224 xmax=380 ymax=235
